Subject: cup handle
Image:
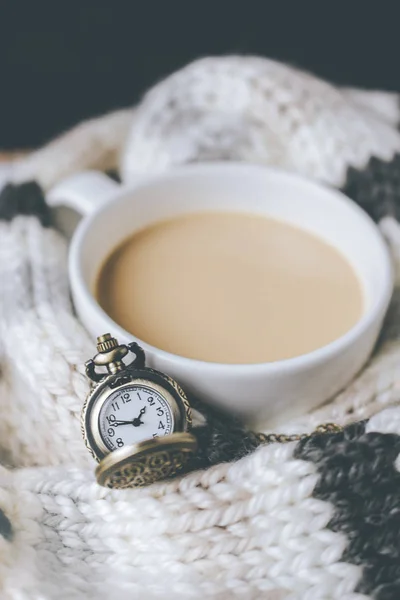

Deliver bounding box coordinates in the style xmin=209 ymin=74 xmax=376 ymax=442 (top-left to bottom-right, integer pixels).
xmin=47 ymin=170 xmax=120 ymax=217
xmin=46 ymin=170 xmax=121 ymax=238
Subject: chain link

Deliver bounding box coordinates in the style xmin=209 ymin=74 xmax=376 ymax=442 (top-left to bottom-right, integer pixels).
xmin=254 ymin=422 xmax=343 ymax=445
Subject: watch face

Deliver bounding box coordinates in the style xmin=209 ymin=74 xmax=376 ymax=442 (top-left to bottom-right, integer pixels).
xmin=98 ymin=384 xmax=174 ymax=451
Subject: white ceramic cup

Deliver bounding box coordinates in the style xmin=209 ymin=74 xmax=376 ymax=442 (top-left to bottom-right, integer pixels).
xmin=47 ymin=163 xmax=393 ymax=428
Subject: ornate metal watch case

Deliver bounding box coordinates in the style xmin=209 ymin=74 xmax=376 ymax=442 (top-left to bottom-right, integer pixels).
xmin=82 ymin=334 xmax=197 ymax=489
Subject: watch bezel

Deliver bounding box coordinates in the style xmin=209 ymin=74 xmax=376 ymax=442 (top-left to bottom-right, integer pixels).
xmin=82 ymin=369 xmax=191 ymax=462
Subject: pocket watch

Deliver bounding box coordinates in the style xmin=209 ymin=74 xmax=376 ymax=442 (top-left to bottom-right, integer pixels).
xmin=82 ymin=333 xmax=197 ymax=489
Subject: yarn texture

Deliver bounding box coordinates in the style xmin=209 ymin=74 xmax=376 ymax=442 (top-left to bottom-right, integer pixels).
xmin=1 ymin=55 xmax=400 ymax=598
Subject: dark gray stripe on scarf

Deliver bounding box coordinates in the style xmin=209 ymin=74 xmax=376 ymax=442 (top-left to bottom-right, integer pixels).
xmin=341 ymin=154 xmax=400 ymax=222
xmin=294 ymin=420 xmax=400 ymax=599
xmin=0 ymin=181 xmax=50 ymax=226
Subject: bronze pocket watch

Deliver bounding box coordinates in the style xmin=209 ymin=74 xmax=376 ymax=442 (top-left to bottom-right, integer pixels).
xmin=82 ymin=334 xmax=197 ymax=489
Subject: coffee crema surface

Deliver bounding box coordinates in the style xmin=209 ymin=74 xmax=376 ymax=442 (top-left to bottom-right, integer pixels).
xmin=96 ymin=212 xmax=363 ymax=364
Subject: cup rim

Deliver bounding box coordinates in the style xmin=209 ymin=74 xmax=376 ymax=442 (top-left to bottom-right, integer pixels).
xmin=69 ymin=162 xmax=394 ymax=374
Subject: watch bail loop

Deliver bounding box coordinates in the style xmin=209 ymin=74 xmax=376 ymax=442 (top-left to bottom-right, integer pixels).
xmin=85 ymin=334 xmax=146 ymax=382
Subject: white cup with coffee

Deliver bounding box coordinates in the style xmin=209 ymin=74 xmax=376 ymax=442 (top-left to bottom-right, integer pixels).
xmin=47 ymin=163 xmax=393 ymax=427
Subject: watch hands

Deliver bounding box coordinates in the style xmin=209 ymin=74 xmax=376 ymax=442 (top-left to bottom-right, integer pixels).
xmin=109 ymin=407 xmax=147 ymax=428
xmin=132 ymin=406 xmax=146 ymax=427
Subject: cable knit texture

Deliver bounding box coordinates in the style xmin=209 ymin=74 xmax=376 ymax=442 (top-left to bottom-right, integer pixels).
xmin=1 ymin=55 xmax=400 ymax=598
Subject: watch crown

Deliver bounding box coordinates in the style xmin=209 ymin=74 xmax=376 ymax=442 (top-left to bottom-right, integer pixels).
xmin=96 ymin=333 xmax=119 ymax=353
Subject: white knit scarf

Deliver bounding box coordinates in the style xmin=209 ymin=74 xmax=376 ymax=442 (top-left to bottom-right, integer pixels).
xmin=1 ymin=56 xmax=400 ymax=599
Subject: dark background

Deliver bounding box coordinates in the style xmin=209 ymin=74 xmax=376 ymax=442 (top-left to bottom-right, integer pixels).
xmin=1 ymin=2 xmax=400 ymax=149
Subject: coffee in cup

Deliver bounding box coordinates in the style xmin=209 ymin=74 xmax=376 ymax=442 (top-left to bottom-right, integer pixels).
xmin=96 ymin=211 xmax=363 ymax=364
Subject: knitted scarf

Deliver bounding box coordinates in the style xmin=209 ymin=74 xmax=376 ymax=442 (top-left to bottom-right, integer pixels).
xmin=1 ymin=56 xmax=400 ymax=599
